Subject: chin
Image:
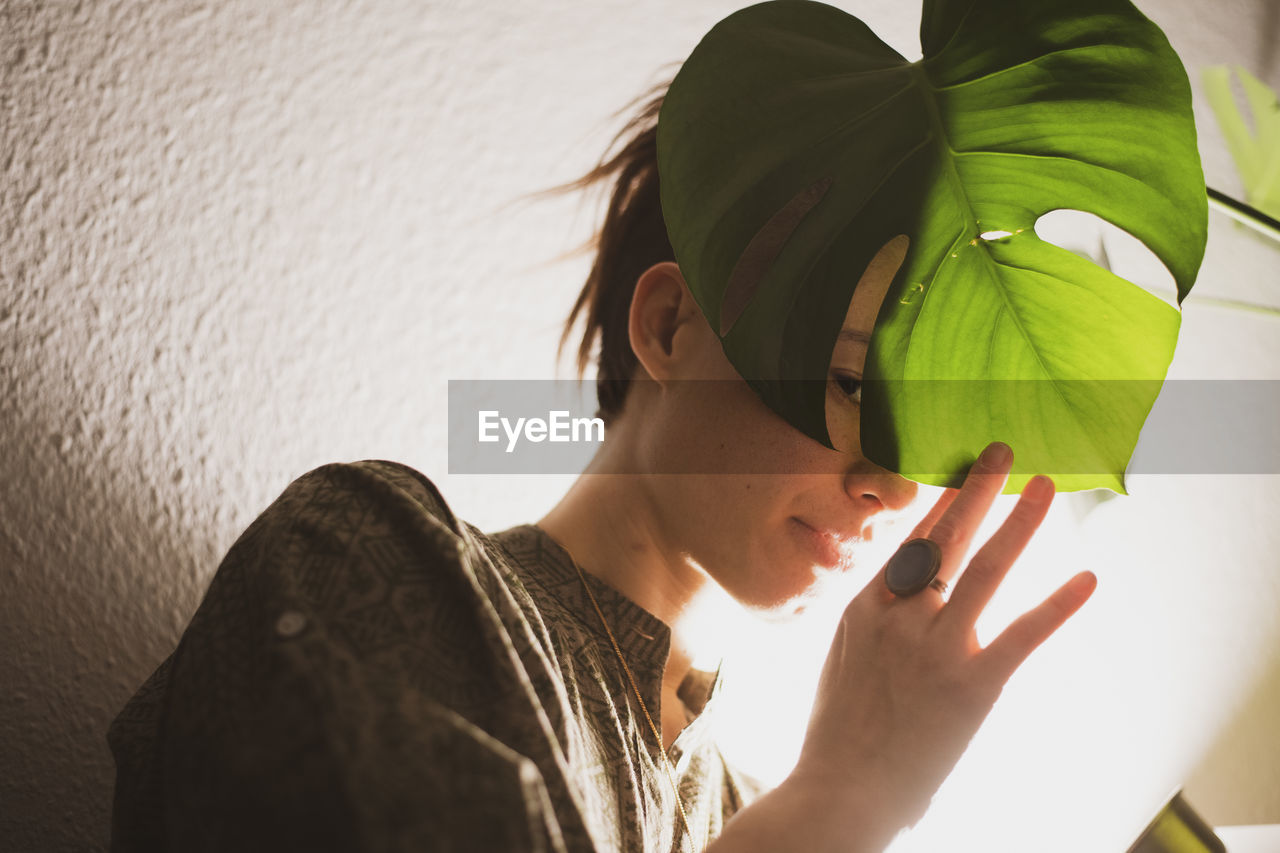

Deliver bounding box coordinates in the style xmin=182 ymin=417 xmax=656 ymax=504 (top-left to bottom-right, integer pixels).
xmin=729 ymin=561 xmax=828 ymax=622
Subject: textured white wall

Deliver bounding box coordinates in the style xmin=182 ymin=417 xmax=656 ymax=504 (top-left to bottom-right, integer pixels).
xmin=1 ymin=0 xmax=1276 ymax=849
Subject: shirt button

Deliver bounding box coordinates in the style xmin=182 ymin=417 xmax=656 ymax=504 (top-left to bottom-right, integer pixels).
xmin=275 ymin=610 xmax=308 ymax=638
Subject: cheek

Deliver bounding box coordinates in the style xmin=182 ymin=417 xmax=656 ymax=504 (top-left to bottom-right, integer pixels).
xmin=649 ymin=385 xmax=832 ymax=605
xmin=657 ymin=378 xmax=791 ymax=474
xmin=647 ymin=382 xmax=793 ymax=526
xmin=825 ymin=390 xmax=861 ymax=456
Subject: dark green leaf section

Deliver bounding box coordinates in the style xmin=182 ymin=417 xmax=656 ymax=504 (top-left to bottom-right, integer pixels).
xmin=657 ymin=0 xmax=1206 ymax=492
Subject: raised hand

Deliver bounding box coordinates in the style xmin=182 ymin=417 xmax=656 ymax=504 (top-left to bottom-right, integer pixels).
xmin=791 ymin=441 xmax=1097 ymax=839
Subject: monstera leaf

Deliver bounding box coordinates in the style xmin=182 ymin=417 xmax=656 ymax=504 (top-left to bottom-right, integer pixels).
xmin=656 ymin=0 xmax=1207 ymax=493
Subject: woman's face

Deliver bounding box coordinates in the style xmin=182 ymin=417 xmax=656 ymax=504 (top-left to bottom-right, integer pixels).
xmin=632 ymin=236 xmax=918 ymax=615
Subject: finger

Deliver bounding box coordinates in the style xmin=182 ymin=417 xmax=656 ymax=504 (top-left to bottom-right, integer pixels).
xmin=941 ymin=475 xmax=1055 ymax=631
xmin=870 ymin=488 xmax=957 ymax=607
xmin=906 ymin=487 xmax=959 ymax=541
xmin=866 ymin=488 xmax=952 ymax=606
xmin=981 ymin=571 xmax=1098 ymax=684
xmin=925 ymin=442 xmax=1012 ymax=584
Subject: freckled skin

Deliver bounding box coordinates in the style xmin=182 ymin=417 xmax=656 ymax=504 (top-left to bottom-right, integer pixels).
xmin=612 ymin=236 xmax=917 ymax=615
xmin=539 ymin=236 xmax=1098 ymax=817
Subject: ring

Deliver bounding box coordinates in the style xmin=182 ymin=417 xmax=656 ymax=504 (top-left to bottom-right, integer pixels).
xmin=928 ymin=577 xmax=949 ymax=597
xmin=884 ymin=538 xmax=943 ymax=597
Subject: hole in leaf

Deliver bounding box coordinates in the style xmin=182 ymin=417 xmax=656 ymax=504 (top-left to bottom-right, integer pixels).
xmin=1034 ymin=209 xmax=1179 ymax=309
xmin=979 ymin=230 xmax=1013 ymax=241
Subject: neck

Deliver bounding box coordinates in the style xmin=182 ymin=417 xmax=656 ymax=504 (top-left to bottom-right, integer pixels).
xmin=536 ymin=429 xmax=719 ymax=730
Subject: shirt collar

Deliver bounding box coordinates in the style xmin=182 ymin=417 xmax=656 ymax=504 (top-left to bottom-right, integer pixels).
xmin=493 ymin=523 xmax=727 ymax=721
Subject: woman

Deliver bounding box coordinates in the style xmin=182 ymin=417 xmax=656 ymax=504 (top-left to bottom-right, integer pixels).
xmin=107 ymin=80 xmax=1096 ymax=853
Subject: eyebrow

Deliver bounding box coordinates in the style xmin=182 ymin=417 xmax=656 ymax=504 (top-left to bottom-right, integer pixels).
xmin=836 ymin=328 xmax=872 ymax=343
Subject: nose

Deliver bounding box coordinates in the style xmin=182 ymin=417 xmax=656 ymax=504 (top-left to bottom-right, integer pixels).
xmin=844 ymin=460 xmax=918 ymax=514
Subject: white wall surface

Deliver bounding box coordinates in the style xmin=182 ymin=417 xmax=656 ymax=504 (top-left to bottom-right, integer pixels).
xmin=1 ymin=0 xmax=1277 ymax=849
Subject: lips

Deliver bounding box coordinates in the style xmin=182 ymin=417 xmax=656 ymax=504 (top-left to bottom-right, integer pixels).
xmin=791 ymin=517 xmax=861 ymax=567
xmin=804 ymin=520 xmax=863 ymax=543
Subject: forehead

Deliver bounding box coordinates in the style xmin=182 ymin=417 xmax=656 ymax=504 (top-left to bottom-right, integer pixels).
xmin=837 ymin=235 xmax=909 ymax=338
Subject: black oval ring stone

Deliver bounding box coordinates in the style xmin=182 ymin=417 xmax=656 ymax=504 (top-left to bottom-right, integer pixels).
xmin=884 ymin=538 xmax=943 ymax=596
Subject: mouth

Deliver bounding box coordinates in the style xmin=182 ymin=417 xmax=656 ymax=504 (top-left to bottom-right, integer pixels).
xmin=790 ymin=518 xmax=863 ymax=568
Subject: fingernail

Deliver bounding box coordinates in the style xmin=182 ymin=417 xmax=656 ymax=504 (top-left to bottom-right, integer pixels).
xmin=981 ymin=442 xmax=1011 ymax=467
xmin=1071 ymin=571 xmax=1098 ymax=597
xmin=1029 ymin=474 xmax=1054 ymax=500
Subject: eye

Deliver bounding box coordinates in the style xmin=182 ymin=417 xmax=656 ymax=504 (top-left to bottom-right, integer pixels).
xmin=830 ymin=372 xmax=862 ymax=404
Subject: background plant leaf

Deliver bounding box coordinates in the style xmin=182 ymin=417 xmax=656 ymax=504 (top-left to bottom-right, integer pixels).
xmin=657 ymin=0 xmax=1207 ymax=493
xmin=1204 ymin=65 xmax=1280 ymax=219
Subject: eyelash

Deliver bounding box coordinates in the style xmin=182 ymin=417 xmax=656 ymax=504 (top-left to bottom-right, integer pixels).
xmin=831 ymin=372 xmax=862 ymax=403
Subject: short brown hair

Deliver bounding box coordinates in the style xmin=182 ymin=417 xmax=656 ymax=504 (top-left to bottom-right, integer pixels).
xmin=537 ymin=77 xmax=677 ymax=426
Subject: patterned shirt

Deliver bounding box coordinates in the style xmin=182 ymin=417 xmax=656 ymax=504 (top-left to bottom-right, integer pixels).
xmin=108 ymin=460 xmax=766 ymax=852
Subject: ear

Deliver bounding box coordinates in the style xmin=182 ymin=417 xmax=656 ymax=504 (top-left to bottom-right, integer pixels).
xmin=628 ymin=261 xmax=707 ymax=385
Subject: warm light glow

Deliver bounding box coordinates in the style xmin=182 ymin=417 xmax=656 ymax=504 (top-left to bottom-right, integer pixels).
xmin=706 ymin=204 xmax=1280 ymax=850
xmin=711 ymin=477 xmax=1279 ymax=851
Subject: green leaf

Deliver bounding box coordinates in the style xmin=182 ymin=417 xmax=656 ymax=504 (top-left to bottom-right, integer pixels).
xmin=657 ymin=0 xmax=1207 ymax=493
xmin=1204 ymin=65 xmax=1280 ymax=219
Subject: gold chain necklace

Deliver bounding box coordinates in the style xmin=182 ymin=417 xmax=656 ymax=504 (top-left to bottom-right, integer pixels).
xmin=562 ymin=545 xmax=704 ymax=853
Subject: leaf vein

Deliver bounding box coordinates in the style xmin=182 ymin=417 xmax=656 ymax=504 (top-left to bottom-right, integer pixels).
xmin=930 ymin=41 xmax=1129 ymax=93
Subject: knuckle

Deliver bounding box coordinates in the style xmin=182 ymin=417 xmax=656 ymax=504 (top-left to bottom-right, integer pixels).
xmin=882 ymin=604 xmax=911 ymax=632
xmin=964 ymin=555 xmax=998 ymax=583
xmin=928 ymin=522 xmax=959 ymax=547
xmin=882 ymin=605 xmax=921 ymax=641
xmin=1011 ymin=614 xmax=1039 ymax=643
xmin=1046 ymin=591 xmax=1073 ymax=620
xmin=1008 ymin=614 xmax=1039 ymax=640
xmin=869 ymin=617 xmax=893 ymax=648
xmin=1010 ymin=499 xmax=1041 ymax=525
